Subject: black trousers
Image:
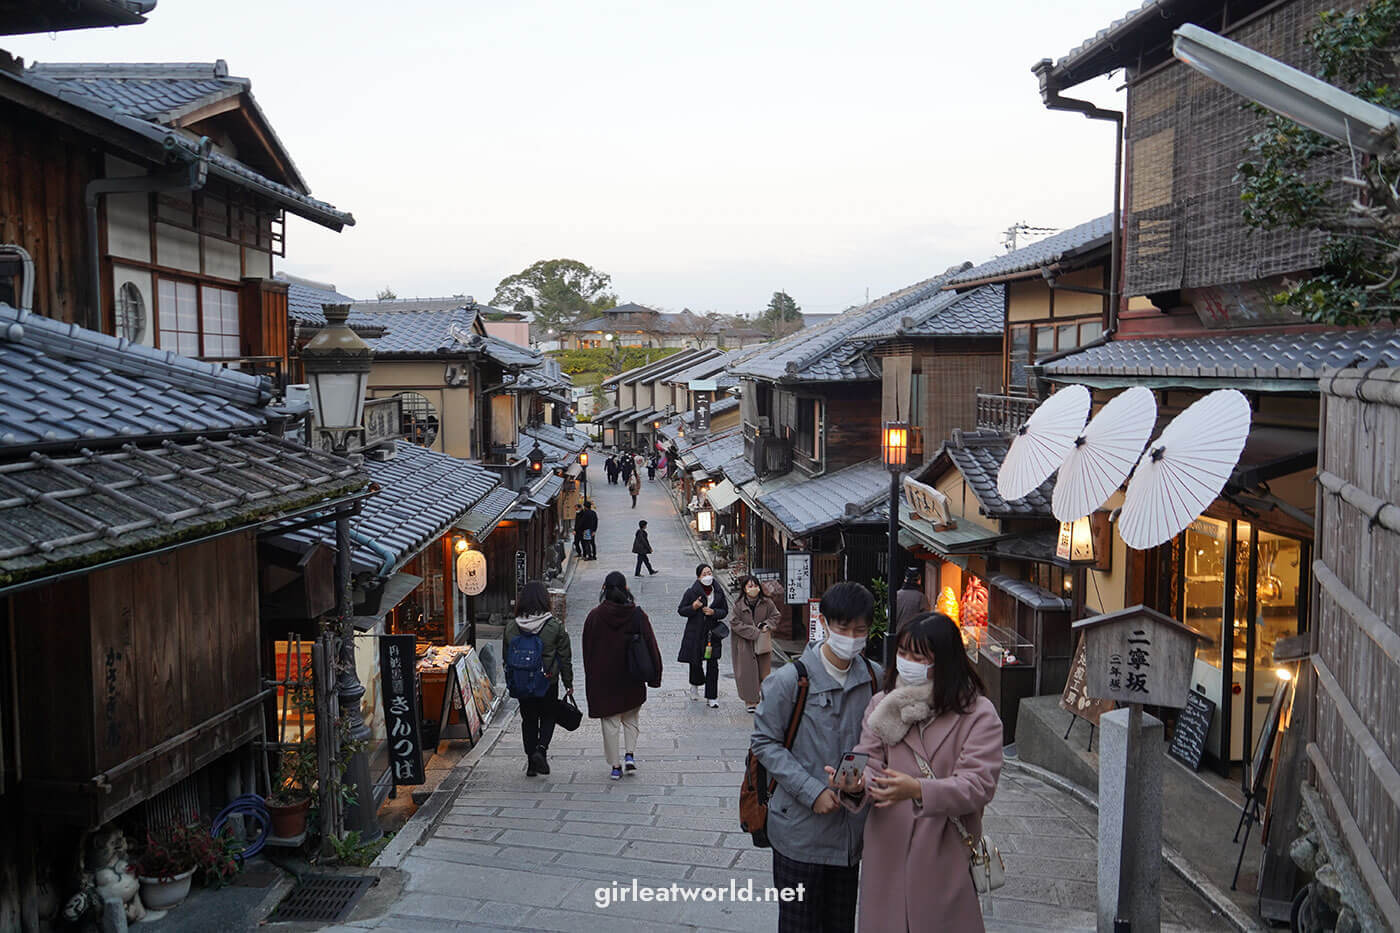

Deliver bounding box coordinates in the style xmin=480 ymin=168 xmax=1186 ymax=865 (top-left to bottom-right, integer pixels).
xmin=634 ymin=553 xmax=654 ymax=574
xmin=771 ymin=849 xmax=860 ymax=933
xmin=519 ymin=680 xmax=559 ymax=754
xmin=688 ymin=657 xmax=719 ymax=699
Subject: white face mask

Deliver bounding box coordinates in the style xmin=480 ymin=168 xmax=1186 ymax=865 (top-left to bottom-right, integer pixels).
xmin=745 ymin=586 xmax=761 ymax=599
xmin=896 ymin=656 xmax=931 ymax=685
xmin=700 ymin=574 xmax=714 ymax=587
xmin=824 ymin=630 xmax=864 ymax=660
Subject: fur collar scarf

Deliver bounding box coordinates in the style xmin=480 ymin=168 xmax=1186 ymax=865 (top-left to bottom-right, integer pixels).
xmin=867 ymin=682 xmax=935 ymax=745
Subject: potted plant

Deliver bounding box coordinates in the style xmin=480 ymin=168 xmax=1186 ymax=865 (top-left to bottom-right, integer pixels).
xmin=136 ymin=826 xmax=197 ymax=911
xmin=266 ymin=743 xmax=314 ymax=838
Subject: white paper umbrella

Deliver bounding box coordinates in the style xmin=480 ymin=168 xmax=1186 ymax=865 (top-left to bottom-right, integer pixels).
xmin=1052 ymin=386 xmax=1158 ymax=521
xmin=1117 ymin=389 xmax=1252 ymax=550
xmin=996 ymin=384 xmax=1091 ymax=503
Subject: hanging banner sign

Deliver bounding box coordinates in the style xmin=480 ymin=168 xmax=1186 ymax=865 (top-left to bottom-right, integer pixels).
xmin=808 ymin=598 xmax=823 ymax=644
xmin=379 ymin=634 xmax=426 ymax=785
xmin=784 ymin=551 xmax=812 ymax=605
xmin=456 ymin=549 xmax=487 ymax=595
xmin=694 ymin=394 xmax=711 ymax=433
xmin=514 ymin=550 xmax=528 ymax=593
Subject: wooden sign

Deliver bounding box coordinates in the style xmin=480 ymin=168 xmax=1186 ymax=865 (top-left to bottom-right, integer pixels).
xmin=1073 ymin=605 xmax=1201 ymax=708
xmin=436 ymin=655 xmax=482 ymax=746
xmin=1168 ymin=690 xmax=1215 ymax=771
xmin=1059 ymin=634 xmax=1115 ymax=726
xmin=456 ymin=549 xmax=487 ymax=596
xmin=379 ymin=634 xmax=426 ymax=785
xmin=694 ymin=393 xmax=711 ymax=433
xmin=808 ymin=598 xmax=823 ymax=643
xmin=903 ymin=476 xmax=953 ymax=526
xmin=785 ymin=551 xmax=812 ymax=605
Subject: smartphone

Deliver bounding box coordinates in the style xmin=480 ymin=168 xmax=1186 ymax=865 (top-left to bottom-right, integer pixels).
xmin=835 ymin=752 xmax=868 ymax=785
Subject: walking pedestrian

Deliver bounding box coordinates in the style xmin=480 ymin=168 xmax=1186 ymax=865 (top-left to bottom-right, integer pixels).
xmin=582 ymin=571 xmax=663 ymax=780
xmin=631 ymin=520 xmax=659 ymax=576
xmin=571 ymin=503 xmax=584 ymax=556
xmin=577 ymin=500 xmax=598 ymax=560
xmin=677 ymin=563 xmax=729 ymax=708
xmin=894 ymin=567 xmax=930 ymax=637
xmin=730 ymin=574 xmax=779 ymax=712
xmin=750 ymin=581 xmax=883 ymax=933
xmin=502 ymin=581 xmax=573 ymax=777
xmin=647 ymin=453 xmax=657 ymax=481
xmin=627 ymin=470 xmax=641 ymax=507
xmin=620 ymin=455 xmax=634 ymax=484
xmin=606 ymin=455 xmax=618 ymax=485
xmin=633 ymin=453 xmax=646 ymax=479
xmin=827 ymin=612 xmax=1003 ymax=933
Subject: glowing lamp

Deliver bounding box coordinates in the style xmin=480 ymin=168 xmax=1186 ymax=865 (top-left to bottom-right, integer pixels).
xmin=882 ymin=421 xmax=910 ymax=472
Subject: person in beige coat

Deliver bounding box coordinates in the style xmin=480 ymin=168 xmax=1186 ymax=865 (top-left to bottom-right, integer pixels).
xmin=729 ymin=574 xmax=779 ymax=712
xmin=828 ymin=611 xmax=1003 ymax=933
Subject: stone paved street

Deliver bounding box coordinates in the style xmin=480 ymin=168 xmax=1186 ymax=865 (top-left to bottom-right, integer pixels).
xmin=341 ymin=466 xmax=1228 ymax=932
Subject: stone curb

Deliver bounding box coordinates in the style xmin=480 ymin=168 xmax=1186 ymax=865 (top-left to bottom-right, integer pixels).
xmin=1002 ymin=757 xmax=1266 ymax=932
xmin=370 ymin=696 xmax=518 ymax=871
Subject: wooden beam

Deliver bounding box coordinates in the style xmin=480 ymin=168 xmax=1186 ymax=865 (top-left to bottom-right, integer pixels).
xmin=1306 ymin=743 xmax=1400 ymax=930
xmin=1310 ymin=657 xmax=1400 ymax=810
xmin=1314 ymin=560 xmax=1400 ymax=664
xmin=1316 ymin=469 xmax=1400 ymax=536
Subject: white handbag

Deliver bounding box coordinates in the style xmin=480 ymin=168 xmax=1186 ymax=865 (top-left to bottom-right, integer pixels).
xmin=912 ymin=750 xmax=1005 ymax=894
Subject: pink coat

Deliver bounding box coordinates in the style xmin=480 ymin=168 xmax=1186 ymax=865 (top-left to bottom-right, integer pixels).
xmin=843 ymin=691 xmax=1003 ymax=933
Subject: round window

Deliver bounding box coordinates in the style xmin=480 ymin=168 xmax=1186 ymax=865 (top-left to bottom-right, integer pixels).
xmin=116 ymin=282 xmax=147 ymax=343
xmin=396 ymin=392 xmax=439 ymax=448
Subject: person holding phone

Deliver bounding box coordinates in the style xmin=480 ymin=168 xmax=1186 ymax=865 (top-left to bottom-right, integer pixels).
xmin=677 ymin=563 xmax=729 ymax=707
xmin=826 ymin=612 xmax=1003 ymax=933
xmin=750 ymin=582 xmax=883 ymax=933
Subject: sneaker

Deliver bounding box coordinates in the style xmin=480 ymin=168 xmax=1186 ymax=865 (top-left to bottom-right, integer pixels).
xmin=624 ymin=753 xmax=637 ymax=773
xmin=534 ymin=748 xmax=550 ymax=776
xmin=746 ymin=705 xmax=757 ymax=714
xmin=649 ymin=569 xmax=659 ymax=575
xmin=610 ymin=766 xmax=623 ymax=781
xmin=690 ymin=686 xmax=700 ymax=701
xmin=707 ymin=699 xmax=720 ymax=709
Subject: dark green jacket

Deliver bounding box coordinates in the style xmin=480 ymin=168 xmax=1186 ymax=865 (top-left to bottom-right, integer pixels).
xmin=503 ymin=615 xmax=573 ymax=689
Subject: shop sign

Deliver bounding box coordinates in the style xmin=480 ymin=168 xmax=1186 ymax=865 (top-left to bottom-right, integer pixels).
xmin=784 ymin=551 xmax=812 ymax=605
xmin=1056 ymin=518 xmax=1095 ymax=563
xmin=808 ymin=598 xmax=823 ymax=644
xmin=456 ymin=549 xmax=487 ymax=596
xmin=1059 ymin=634 xmax=1115 ymax=726
xmin=379 ymin=634 xmax=426 ymax=785
xmin=903 ymin=476 xmax=953 ymax=526
xmin=514 ymin=550 xmax=528 ymax=592
xmin=694 ymin=394 xmax=711 ymax=433
xmin=1073 ymin=605 xmax=1201 ymax=708
xmin=1167 ymin=690 xmax=1215 ymax=771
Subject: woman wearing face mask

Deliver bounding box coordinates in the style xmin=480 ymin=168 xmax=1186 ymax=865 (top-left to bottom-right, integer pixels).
xmin=826 ymin=612 xmax=1003 ymax=933
xmin=729 ymin=574 xmax=779 ymax=713
xmin=677 ymin=563 xmax=729 ymax=708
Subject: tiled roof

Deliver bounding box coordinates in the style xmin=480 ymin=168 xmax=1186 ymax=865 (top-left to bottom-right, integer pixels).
xmin=945 ymin=215 xmax=1112 ymax=286
xmin=279 ymin=274 xmax=358 ymax=324
xmin=29 ymin=60 xmax=246 ymax=123
xmin=690 ymin=430 xmax=745 ymax=474
xmin=351 ymin=296 xmax=504 ymax=315
xmin=987 ymin=573 xmax=1071 ymax=611
xmin=721 ymin=455 xmax=755 ymax=486
xmin=457 ymin=485 xmax=519 ymax=539
xmin=757 ymin=460 xmax=891 ymax=536
xmin=604 ymin=348 xmax=703 ymax=387
xmin=939 ymin=430 xmax=1054 ymax=519
xmin=482 ymin=335 xmax=542 ymax=369
xmin=730 ymin=267 xmax=970 ymax=383
xmin=529 ymin=473 xmax=565 ymax=505
xmin=4 ymin=66 xmax=352 ymax=229
xmin=664 ymin=348 xmax=743 ymax=385
xmin=1041 ymin=328 xmax=1400 ymax=385
xmin=521 ymin=422 xmax=587 ymax=457
xmin=0 ymin=304 xmax=273 ymax=448
xmin=0 ymin=432 xmax=366 ymax=587
xmin=848 ymin=284 xmax=1004 ymax=342
xmin=351 ymin=307 xmax=478 ymax=358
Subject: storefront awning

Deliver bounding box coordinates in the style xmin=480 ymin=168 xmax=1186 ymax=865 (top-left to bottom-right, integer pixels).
xmin=899 ymin=507 xmax=1004 ymax=557
xmin=351 ymin=572 xmax=423 ymax=631
xmin=624 ymin=408 xmax=660 ymax=426
xmin=455 ymin=486 xmax=518 ymax=541
xmin=707 ymin=479 xmax=741 ymax=511
xmin=986 ymin=573 xmax=1071 ymax=612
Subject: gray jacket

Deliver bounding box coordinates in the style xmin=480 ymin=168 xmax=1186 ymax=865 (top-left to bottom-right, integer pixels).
xmin=750 ymin=644 xmax=883 ymax=867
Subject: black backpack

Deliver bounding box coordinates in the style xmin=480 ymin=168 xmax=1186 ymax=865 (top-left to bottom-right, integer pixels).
xmin=625 ymin=609 xmax=658 ymax=684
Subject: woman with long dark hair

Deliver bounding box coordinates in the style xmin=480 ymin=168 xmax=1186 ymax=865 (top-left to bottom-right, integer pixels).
xmin=729 ymin=574 xmax=779 ymax=712
xmin=502 ymin=580 xmax=572 ymax=777
xmin=677 ymin=563 xmax=729 ymax=708
xmin=582 ymin=571 xmax=663 ymax=780
xmin=826 ymin=612 xmax=1003 ymax=932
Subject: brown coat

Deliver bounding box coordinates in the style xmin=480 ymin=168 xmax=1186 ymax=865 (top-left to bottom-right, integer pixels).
xmin=729 ymin=594 xmax=779 ymax=705
xmin=581 ymin=599 xmax=663 ymax=719
xmin=843 ymin=690 xmax=1003 ymax=933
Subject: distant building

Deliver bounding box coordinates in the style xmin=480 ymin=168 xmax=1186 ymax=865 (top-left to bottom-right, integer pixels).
xmin=562 ymin=302 xmax=766 ymax=349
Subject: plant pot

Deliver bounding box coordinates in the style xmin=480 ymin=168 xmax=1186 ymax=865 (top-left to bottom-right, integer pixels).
xmin=266 ymin=796 xmax=311 ymax=838
xmin=139 ymin=868 xmax=195 ymax=911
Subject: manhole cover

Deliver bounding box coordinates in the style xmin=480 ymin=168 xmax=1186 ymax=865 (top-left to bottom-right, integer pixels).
xmin=270 ymin=874 xmax=376 ymax=922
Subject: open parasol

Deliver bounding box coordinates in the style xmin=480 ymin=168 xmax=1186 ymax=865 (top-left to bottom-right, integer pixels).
xmin=997 ymin=384 xmax=1091 ymax=503
xmin=1052 ymin=386 xmax=1157 ymax=522
xmin=1117 ymin=389 xmax=1252 ymax=550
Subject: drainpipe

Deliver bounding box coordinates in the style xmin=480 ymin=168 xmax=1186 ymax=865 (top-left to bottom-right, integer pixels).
xmin=348 ymin=527 xmax=397 ymax=578
xmin=0 ymin=245 xmax=35 ymax=311
xmin=85 ymin=135 xmax=212 ymax=332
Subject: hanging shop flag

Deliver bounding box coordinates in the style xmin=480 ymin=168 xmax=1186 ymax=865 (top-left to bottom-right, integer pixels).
xmin=379 ymin=634 xmax=426 ymax=785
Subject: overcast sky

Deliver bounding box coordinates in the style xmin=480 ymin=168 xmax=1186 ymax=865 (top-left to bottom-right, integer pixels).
xmin=9 ymin=1 xmax=1129 ymax=315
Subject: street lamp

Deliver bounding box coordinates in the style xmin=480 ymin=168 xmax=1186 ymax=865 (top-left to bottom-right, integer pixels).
xmin=1173 ymin=23 xmax=1400 ymax=154
xmin=578 ymin=449 xmax=589 ymax=502
xmin=301 ymin=302 xmax=378 ymax=842
xmin=881 ymin=421 xmax=910 ymax=668
xmin=527 ymin=442 xmax=546 ymax=476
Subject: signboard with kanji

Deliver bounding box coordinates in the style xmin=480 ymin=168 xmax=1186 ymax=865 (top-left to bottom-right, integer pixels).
xmin=1073 ymin=605 xmax=1201 ymax=708
xmin=514 ymin=550 xmax=528 ymax=593
xmin=456 ymin=549 xmax=487 ymax=596
xmin=379 ymin=634 xmax=426 ymax=785
xmin=1059 ymin=634 xmax=1116 ymax=726
xmin=784 ymin=551 xmax=812 ymax=605
xmin=808 ymin=598 xmax=823 ymax=643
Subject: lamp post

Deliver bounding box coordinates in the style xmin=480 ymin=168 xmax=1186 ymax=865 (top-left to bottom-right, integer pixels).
xmin=579 ymin=449 xmax=589 ymax=503
xmin=881 ymin=422 xmax=909 ymax=668
xmin=527 ymin=442 xmax=546 ymax=477
xmin=301 ymin=302 xmax=379 ymax=842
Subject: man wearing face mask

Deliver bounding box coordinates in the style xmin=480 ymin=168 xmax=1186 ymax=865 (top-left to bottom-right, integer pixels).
xmin=750 ymin=582 xmax=883 ymax=933
xmin=677 ymin=563 xmax=729 ymax=708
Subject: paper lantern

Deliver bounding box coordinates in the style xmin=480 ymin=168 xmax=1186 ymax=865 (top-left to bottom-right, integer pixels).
xmin=937 ymin=586 xmax=960 ymax=624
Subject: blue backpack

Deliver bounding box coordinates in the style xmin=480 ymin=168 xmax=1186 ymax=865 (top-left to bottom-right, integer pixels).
xmin=505 ymin=630 xmax=551 ymax=699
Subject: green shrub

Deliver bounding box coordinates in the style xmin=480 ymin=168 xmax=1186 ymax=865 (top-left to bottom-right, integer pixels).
xmin=548 ymin=347 xmax=682 ymax=375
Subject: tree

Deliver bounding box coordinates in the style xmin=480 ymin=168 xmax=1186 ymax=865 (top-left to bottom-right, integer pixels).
xmin=376 ymin=286 xmax=397 ymax=300
xmin=761 ymin=290 xmax=804 ymax=337
xmin=1236 ymin=0 xmax=1400 ymax=324
xmin=491 ymin=259 xmax=617 ymax=334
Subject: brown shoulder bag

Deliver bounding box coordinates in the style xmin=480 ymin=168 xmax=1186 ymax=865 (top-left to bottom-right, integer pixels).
xmin=739 ymin=660 xmax=809 ymax=848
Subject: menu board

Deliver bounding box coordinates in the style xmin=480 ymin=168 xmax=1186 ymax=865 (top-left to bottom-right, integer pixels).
xmin=1059 ymin=634 xmax=1115 ymax=726
xmin=1168 ymin=690 xmax=1216 ymax=771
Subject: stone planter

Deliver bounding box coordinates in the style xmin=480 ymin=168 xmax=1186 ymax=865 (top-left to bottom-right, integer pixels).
xmin=138 ymin=868 xmax=194 ymax=911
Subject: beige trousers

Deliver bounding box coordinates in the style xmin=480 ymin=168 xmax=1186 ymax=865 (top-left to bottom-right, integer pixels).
xmin=600 ymin=706 xmax=641 ymax=767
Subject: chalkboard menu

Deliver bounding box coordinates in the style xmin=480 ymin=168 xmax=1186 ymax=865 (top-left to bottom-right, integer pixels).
xmin=1168 ymin=690 xmax=1216 ymax=771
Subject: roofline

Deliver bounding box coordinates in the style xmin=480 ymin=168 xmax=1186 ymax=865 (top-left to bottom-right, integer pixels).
xmin=942 ymin=233 xmax=1112 ymax=289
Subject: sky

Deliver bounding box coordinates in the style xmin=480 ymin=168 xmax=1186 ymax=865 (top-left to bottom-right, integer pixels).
xmin=7 ymin=1 xmax=1130 ymax=315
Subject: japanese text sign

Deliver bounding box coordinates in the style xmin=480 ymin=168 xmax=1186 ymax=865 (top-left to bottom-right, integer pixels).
xmin=1073 ymin=605 xmax=1200 ymax=708
xmin=784 ymin=551 xmax=812 ymax=605
xmin=379 ymin=634 xmax=426 ymax=785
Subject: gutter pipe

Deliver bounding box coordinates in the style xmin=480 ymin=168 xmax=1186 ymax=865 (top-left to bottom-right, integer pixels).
xmin=85 ymin=134 xmax=211 ymax=332
xmin=348 ymin=527 xmax=397 ymax=578
xmin=0 ymin=245 xmax=35 ymax=311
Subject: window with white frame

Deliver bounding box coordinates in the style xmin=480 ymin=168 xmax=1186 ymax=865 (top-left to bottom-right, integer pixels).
xmin=201 ymin=284 xmax=241 ymax=357
xmin=155 ymin=276 xmax=241 ymax=359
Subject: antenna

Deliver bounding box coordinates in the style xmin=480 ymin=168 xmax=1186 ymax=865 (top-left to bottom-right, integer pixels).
xmin=1002 ymin=222 xmax=1060 ymax=252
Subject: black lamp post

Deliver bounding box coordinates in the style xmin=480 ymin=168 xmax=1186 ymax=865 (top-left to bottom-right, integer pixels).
xmin=881 ymin=421 xmax=910 ymax=668
xmin=302 ymin=302 xmax=379 ymax=841
xmin=579 ymin=449 xmax=589 ymax=502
